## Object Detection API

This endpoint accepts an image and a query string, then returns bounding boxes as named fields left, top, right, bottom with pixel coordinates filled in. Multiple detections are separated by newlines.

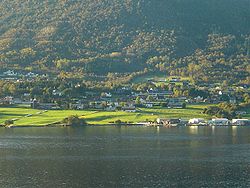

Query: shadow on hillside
left=85, top=114, right=128, bottom=122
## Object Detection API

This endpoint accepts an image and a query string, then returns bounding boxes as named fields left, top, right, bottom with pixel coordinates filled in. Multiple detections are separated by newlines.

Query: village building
left=232, top=119, right=250, bottom=126
left=163, top=119, right=181, bottom=127
left=167, top=97, right=186, bottom=108
left=70, top=101, right=89, bottom=110
left=144, top=102, right=154, bottom=108
left=156, top=118, right=168, bottom=124
left=236, top=111, right=247, bottom=115
left=89, top=101, right=105, bottom=109
left=188, top=118, right=205, bottom=125
left=210, top=118, right=230, bottom=126
left=31, top=99, right=60, bottom=110
left=3, top=70, right=17, bottom=76
left=170, top=77, right=181, bottom=83
left=0, top=96, right=14, bottom=105
left=52, top=90, right=63, bottom=96
left=156, top=118, right=181, bottom=126
left=122, top=106, right=137, bottom=112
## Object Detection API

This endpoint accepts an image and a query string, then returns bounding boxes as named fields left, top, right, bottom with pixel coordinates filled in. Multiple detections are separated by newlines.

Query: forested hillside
left=0, top=0, right=249, bottom=84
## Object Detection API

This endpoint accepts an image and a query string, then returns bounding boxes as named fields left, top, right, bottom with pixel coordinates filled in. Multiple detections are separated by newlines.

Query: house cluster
left=156, top=118, right=250, bottom=127
left=30, top=98, right=138, bottom=112
left=31, top=99, right=60, bottom=110
left=135, top=89, right=186, bottom=108
left=27, top=85, right=188, bottom=111
left=0, top=70, right=47, bottom=81
left=190, top=85, right=248, bottom=104
left=75, top=88, right=187, bottom=111
left=4, top=82, right=249, bottom=114
left=0, top=96, right=15, bottom=105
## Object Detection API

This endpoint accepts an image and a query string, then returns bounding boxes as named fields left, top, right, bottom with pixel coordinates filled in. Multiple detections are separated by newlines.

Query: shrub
left=114, top=119, right=122, bottom=124
left=5, top=120, right=14, bottom=126
left=62, top=115, right=87, bottom=126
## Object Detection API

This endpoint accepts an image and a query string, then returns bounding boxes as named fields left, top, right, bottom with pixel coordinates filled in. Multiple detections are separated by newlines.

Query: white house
left=145, top=102, right=153, bottom=108
left=232, top=119, right=250, bottom=126
left=211, top=118, right=229, bottom=126
left=157, top=118, right=169, bottom=124
left=52, top=90, right=63, bottom=96
left=194, top=96, right=204, bottom=103
left=3, top=70, right=17, bottom=76
left=103, top=92, right=112, bottom=98
left=188, top=118, right=205, bottom=125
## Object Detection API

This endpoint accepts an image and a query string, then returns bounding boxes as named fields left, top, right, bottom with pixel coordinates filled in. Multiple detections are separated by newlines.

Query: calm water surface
left=0, top=126, right=250, bottom=187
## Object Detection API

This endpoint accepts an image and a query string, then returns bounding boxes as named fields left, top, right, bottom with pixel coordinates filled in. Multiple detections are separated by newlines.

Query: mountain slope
left=0, top=0, right=249, bottom=83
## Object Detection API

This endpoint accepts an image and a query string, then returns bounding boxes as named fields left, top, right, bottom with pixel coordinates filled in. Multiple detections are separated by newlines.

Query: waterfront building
left=211, top=118, right=229, bottom=126
left=232, top=119, right=250, bottom=126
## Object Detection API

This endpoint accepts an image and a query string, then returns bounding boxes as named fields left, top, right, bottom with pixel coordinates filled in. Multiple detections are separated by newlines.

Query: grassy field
left=0, top=105, right=215, bottom=126
left=131, top=73, right=191, bottom=85
left=131, top=72, right=166, bottom=83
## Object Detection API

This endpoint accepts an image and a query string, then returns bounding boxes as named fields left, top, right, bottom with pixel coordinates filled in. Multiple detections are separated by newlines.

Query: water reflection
left=0, top=126, right=250, bottom=187
left=188, top=126, right=199, bottom=135
left=231, top=126, right=238, bottom=135
left=212, top=125, right=215, bottom=135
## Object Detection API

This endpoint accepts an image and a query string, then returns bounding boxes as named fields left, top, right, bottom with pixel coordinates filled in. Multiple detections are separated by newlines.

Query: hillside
left=0, top=0, right=249, bottom=83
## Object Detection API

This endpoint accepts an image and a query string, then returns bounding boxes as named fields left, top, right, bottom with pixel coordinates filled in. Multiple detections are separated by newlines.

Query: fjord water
left=0, top=126, right=250, bottom=187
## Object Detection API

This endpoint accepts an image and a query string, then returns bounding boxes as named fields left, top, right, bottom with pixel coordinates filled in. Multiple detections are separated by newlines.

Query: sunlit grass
left=0, top=104, right=218, bottom=126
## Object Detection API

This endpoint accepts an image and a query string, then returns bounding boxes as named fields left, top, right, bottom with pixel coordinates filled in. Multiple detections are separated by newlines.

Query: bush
left=5, top=120, right=14, bottom=126
left=62, top=115, right=87, bottom=126
left=203, top=103, right=238, bottom=119
left=114, top=119, right=122, bottom=124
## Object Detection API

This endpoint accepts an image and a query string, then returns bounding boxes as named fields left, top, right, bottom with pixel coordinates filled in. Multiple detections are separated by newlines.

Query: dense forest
left=0, top=0, right=249, bottom=84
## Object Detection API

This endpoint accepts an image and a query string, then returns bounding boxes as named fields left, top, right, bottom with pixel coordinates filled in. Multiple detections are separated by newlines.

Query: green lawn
left=84, top=106, right=212, bottom=125
left=131, top=72, right=166, bottom=83
left=132, top=73, right=191, bottom=85
left=0, top=105, right=215, bottom=126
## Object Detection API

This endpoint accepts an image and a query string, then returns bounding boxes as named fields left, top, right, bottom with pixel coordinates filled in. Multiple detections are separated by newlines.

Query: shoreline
left=1, top=123, right=250, bottom=128
left=0, top=105, right=249, bottom=129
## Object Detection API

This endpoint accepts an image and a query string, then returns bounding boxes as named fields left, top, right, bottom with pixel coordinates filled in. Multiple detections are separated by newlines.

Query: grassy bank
left=83, top=105, right=212, bottom=125
left=0, top=105, right=249, bottom=126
